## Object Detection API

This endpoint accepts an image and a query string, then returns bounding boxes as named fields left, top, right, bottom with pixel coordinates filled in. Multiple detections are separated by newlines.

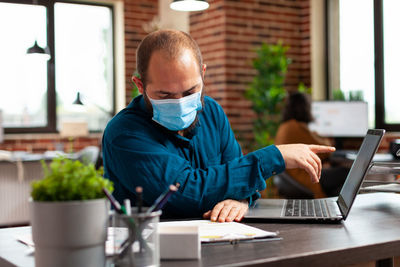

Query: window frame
left=326, top=0, right=400, bottom=131
left=2, top=0, right=116, bottom=134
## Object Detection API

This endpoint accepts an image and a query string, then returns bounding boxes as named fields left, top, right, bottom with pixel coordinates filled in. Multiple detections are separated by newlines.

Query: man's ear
left=202, top=64, right=207, bottom=80
left=132, top=76, right=144, bottom=94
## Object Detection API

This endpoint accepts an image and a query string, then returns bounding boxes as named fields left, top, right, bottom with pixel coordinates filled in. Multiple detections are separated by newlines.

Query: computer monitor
left=308, top=101, right=368, bottom=137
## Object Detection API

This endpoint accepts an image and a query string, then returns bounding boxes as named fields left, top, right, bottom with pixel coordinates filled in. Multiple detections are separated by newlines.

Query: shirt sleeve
left=103, top=132, right=285, bottom=217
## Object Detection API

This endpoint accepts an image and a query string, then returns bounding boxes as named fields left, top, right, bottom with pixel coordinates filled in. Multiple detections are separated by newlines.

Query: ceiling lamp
left=26, top=40, right=51, bottom=61
left=72, top=92, right=84, bottom=105
left=170, top=0, right=209, bottom=12
left=73, top=91, right=113, bottom=117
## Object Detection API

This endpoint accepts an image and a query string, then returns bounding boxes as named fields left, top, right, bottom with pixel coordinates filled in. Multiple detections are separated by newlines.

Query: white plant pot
left=30, top=198, right=109, bottom=267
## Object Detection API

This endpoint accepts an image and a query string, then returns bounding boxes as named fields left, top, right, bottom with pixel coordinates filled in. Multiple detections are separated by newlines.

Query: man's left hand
left=203, top=199, right=248, bottom=222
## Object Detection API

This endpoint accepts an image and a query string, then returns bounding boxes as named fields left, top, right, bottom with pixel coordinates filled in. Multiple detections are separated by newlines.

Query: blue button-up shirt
left=102, top=95, right=285, bottom=217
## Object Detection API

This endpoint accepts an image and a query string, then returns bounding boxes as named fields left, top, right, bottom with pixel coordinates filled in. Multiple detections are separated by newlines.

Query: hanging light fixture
left=72, top=92, right=84, bottom=105
left=170, top=0, right=209, bottom=12
left=73, top=91, right=113, bottom=117
left=26, top=40, right=51, bottom=61
left=26, top=0, right=51, bottom=60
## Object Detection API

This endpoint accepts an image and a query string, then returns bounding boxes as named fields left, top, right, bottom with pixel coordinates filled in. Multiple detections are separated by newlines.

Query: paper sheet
left=159, top=220, right=277, bottom=243
left=361, top=183, right=400, bottom=193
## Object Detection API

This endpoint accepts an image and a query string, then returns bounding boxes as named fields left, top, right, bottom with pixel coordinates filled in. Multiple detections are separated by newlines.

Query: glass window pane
left=383, top=0, right=400, bottom=124
left=55, top=3, right=114, bottom=132
left=0, top=3, right=48, bottom=128
left=339, top=0, right=375, bottom=127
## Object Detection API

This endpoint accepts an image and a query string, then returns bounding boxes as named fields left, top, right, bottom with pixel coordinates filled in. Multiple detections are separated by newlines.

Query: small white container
left=159, top=225, right=200, bottom=260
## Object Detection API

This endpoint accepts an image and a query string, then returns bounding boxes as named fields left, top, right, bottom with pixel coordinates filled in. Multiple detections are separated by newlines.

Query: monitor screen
left=308, top=101, right=368, bottom=137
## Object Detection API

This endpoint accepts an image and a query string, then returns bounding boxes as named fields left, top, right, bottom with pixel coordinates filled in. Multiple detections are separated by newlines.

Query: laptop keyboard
left=284, top=199, right=329, bottom=217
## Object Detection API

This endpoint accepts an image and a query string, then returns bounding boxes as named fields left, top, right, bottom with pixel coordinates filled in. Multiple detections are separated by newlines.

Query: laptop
left=245, top=129, right=385, bottom=222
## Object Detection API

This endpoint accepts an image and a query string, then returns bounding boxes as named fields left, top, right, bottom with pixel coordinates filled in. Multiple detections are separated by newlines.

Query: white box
left=159, top=225, right=200, bottom=260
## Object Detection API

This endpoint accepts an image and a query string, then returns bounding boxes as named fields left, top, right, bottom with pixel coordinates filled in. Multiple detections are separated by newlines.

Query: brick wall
left=124, top=0, right=159, bottom=105
left=0, top=134, right=102, bottom=153
left=190, top=0, right=311, bottom=151
left=0, top=0, right=159, bottom=153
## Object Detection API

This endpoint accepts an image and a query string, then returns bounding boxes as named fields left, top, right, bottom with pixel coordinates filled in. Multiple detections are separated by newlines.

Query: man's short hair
left=136, top=29, right=203, bottom=89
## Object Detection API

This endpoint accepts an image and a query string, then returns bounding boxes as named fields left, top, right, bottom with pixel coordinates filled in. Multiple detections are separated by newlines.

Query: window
left=328, top=0, right=400, bottom=130
left=338, top=0, right=375, bottom=127
left=382, top=0, right=400, bottom=125
left=0, top=3, right=48, bottom=129
left=0, top=1, right=114, bottom=133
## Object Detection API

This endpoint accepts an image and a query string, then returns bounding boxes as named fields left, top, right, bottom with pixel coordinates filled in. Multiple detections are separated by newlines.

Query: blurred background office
left=1, top=0, right=400, bottom=226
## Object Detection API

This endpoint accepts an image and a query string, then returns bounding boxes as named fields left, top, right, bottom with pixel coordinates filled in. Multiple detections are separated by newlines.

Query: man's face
left=143, top=49, right=205, bottom=100
left=132, top=48, right=206, bottom=133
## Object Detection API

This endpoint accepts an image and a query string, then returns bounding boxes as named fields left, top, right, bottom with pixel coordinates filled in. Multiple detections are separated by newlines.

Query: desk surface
left=1, top=193, right=400, bottom=267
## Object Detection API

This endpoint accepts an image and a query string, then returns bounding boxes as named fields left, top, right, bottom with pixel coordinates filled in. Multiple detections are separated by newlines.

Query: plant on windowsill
left=30, top=157, right=113, bottom=267
left=332, top=89, right=364, bottom=101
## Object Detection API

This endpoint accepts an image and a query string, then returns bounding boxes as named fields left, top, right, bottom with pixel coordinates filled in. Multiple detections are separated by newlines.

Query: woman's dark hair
left=282, top=92, right=313, bottom=123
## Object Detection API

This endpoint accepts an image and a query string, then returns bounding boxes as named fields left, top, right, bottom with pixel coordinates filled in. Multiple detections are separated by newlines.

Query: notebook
left=245, top=129, right=385, bottom=222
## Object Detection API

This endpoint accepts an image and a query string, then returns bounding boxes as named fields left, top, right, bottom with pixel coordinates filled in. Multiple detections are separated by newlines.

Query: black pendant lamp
left=73, top=92, right=84, bottom=105
left=26, top=40, right=51, bottom=60
left=170, top=0, right=209, bottom=12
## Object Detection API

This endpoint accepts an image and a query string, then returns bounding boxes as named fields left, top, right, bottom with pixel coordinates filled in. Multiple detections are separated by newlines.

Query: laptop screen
left=337, top=129, right=385, bottom=219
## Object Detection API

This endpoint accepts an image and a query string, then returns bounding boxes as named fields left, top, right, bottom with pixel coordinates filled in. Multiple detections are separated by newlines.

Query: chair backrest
left=273, top=171, right=314, bottom=199
left=76, top=146, right=100, bottom=166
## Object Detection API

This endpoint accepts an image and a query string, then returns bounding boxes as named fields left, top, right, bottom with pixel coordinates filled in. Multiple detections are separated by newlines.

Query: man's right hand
left=276, top=144, right=336, bottom=183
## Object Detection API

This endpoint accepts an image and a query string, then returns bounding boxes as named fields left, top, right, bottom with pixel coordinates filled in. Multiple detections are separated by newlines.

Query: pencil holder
left=111, top=208, right=161, bottom=267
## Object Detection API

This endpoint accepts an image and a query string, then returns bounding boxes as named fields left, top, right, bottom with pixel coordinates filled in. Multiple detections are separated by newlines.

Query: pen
left=147, top=184, right=179, bottom=213
left=103, top=188, right=139, bottom=258
left=124, top=199, right=131, bottom=215
left=202, top=237, right=283, bottom=246
left=136, top=186, right=143, bottom=213
left=102, top=187, right=127, bottom=215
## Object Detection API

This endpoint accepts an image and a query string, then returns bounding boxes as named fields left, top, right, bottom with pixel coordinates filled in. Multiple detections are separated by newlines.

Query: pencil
left=136, top=186, right=143, bottom=213
left=147, top=184, right=178, bottom=213
left=102, top=187, right=126, bottom=215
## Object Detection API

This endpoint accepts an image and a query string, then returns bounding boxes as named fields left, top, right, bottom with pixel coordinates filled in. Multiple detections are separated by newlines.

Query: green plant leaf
left=31, top=157, right=113, bottom=201
left=245, top=42, right=291, bottom=149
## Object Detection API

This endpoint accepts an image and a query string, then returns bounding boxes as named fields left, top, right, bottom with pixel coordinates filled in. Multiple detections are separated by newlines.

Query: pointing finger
left=308, top=145, right=336, bottom=153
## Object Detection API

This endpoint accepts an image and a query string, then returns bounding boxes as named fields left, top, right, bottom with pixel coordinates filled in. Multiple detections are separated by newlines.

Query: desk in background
left=1, top=192, right=400, bottom=267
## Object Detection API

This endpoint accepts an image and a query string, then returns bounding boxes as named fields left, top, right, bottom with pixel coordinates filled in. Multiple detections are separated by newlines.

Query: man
left=102, top=29, right=335, bottom=222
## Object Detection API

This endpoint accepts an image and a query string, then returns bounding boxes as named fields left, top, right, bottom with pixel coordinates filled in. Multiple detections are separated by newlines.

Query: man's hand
left=203, top=199, right=248, bottom=222
left=276, top=144, right=336, bottom=183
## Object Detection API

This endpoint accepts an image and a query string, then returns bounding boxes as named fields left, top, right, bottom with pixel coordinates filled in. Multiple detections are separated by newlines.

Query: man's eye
left=183, top=90, right=195, bottom=97
left=159, top=93, right=170, bottom=98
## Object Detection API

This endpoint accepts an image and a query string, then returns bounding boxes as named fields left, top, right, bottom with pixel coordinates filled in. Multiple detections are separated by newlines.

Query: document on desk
left=159, top=220, right=278, bottom=243
left=361, top=183, right=400, bottom=193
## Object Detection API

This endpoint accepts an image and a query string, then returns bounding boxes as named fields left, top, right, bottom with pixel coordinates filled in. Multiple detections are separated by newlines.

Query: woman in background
left=275, top=92, right=348, bottom=198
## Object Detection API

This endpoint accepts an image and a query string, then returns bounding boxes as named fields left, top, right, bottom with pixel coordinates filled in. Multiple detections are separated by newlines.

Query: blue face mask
left=149, top=91, right=202, bottom=131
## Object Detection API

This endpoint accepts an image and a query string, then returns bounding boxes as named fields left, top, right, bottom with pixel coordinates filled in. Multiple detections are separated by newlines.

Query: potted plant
left=30, top=157, right=113, bottom=267
left=245, top=42, right=291, bottom=149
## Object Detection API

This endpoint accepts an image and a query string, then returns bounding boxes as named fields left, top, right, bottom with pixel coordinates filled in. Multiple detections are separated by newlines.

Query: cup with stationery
left=104, top=184, right=178, bottom=266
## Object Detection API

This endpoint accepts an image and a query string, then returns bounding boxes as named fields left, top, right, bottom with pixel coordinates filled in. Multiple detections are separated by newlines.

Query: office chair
left=76, top=146, right=100, bottom=166
left=273, top=171, right=314, bottom=199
